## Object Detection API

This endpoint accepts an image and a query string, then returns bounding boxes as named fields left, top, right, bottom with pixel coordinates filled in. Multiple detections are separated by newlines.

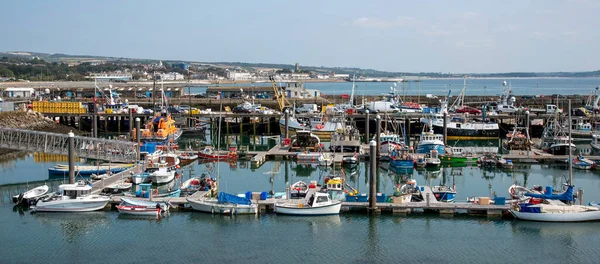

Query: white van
left=368, top=101, right=399, bottom=113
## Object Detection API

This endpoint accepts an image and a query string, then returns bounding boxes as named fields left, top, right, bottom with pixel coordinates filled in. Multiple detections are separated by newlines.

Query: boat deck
left=91, top=165, right=142, bottom=194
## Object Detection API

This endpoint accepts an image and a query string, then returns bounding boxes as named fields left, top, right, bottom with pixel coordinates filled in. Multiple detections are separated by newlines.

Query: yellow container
left=106, top=109, right=113, bottom=114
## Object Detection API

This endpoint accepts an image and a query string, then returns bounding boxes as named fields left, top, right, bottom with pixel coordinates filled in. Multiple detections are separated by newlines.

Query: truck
left=527, top=104, right=562, bottom=115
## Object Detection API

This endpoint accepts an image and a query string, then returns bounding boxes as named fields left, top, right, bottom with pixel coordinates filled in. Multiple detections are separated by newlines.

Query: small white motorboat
left=120, top=197, right=171, bottom=210
left=342, top=154, right=358, bottom=166
left=275, top=182, right=342, bottom=215
left=33, top=181, right=110, bottom=212
left=100, top=182, right=133, bottom=195
left=116, top=205, right=164, bottom=217
left=13, top=185, right=49, bottom=205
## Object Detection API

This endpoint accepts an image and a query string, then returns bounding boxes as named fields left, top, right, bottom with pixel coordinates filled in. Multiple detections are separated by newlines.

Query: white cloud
left=352, top=16, right=415, bottom=28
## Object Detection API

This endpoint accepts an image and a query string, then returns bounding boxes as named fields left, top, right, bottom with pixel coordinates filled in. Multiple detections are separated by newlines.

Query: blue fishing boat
left=416, top=127, right=445, bottom=155
left=389, top=147, right=414, bottom=169
left=136, top=183, right=181, bottom=198
left=432, top=185, right=456, bottom=202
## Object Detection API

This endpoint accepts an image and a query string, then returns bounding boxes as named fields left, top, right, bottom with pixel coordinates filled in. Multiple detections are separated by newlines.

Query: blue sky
left=1, top=0, right=598, bottom=73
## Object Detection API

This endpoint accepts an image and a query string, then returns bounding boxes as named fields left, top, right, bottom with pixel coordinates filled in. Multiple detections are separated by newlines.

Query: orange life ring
left=153, top=189, right=159, bottom=195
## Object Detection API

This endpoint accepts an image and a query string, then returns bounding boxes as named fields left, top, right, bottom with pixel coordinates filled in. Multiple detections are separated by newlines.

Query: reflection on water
left=32, top=212, right=110, bottom=243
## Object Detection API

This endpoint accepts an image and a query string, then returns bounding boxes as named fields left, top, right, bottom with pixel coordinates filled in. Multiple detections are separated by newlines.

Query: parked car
left=456, top=106, right=481, bottom=114
left=194, top=93, right=206, bottom=98
left=136, top=93, right=147, bottom=98
left=167, top=107, right=182, bottom=114
left=232, top=106, right=252, bottom=113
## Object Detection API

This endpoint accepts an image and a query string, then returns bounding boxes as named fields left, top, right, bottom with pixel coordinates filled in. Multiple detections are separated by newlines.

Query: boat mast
left=349, top=74, right=355, bottom=106
left=568, top=99, right=573, bottom=190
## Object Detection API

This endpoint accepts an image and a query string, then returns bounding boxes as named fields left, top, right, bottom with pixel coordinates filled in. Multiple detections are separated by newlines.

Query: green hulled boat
left=439, top=155, right=479, bottom=164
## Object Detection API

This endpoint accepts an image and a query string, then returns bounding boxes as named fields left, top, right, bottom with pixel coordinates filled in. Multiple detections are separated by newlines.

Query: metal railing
left=0, top=128, right=138, bottom=163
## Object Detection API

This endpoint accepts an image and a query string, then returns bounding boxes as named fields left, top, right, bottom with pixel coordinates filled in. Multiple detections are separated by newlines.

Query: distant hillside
left=2, top=51, right=599, bottom=78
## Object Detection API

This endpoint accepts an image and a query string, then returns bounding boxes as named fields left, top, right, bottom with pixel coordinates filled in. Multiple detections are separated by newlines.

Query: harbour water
left=2, top=154, right=600, bottom=263
left=196, top=77, right=600, bottom=97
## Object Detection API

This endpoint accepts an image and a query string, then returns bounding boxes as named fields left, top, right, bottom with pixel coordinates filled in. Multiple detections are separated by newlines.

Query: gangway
left=0, top=127, right=138, bottom=163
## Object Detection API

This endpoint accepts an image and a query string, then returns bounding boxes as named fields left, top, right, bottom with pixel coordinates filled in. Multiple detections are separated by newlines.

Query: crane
left=269, top=75, right=292, bottom=112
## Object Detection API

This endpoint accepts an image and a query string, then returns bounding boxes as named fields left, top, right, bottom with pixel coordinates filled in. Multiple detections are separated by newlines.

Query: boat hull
left=117, top=206, right=161, bottom=217
left=440, top=155, right=479, bottom=164
left=34, top=198, right=110, bottom=212
left=274, top=202, right=342, bottom=215
left=509, top=210, right=600, bottom=222
left=149, top=171, right=175, bottom=184
left=432, top=191, right=456, bottom=202
left=187, top=197, right=257, bottom=214
left=432, top=125, right=499, bottom=140
left=416, top=143, right=445, bottom=155
left=550, top=145, right=575, bottom=155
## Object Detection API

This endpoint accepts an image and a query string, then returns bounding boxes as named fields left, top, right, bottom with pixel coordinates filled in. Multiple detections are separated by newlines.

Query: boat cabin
left=304, top=186, right=334, bottom=208
left=59, top=181, right=92, bottom=199
left=420, top=132, right=443, bottom=142
left=379, top=133, right=402, bottom=143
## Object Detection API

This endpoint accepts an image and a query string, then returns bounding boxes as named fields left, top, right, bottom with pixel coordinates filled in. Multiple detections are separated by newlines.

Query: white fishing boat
left=510, top=101, right=600, bottom=222
left=13, top=185, right=49, bottom=205
left=33, top=181, right=110, bottom=212
left=378, top=132, right=404, bottom=156
left=274, top=182, right=342, bottom=215
left=591, top=134, right=600, bottom=152
left=147, top=154, right=179, bottom=184
left=186, top=192, right=258, bottom=215
left=116, top=205, right=161, bottom=216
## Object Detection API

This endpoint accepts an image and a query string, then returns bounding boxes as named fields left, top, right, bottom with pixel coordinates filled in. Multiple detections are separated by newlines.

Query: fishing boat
left=116, top=205, right=165, bottom=217
left=135, top=183, right=181, bottom=198
left=290, top=181, right=309, bottom=199
left=12, top=185, right=49, bottom=206
left=549, top=136, right=576, bottom=155
left=431, top=185, right=456, bottom=202
left=187, top=192, right=258, bottom=215
left=379, top=132, right=404, bottom=156
left=33, top=181, right=110, bottom=212
left=417, top=127, right=445, bottom=155
left=504, top=128, right=533, bottom=151
left=289, top=130, right=321, bottom=152
left=510, top=101, right=600, bottom=222
left=279, top=114, right=344, bottom=140
left=323, top=177, right=346, bottom=201
left=389, top=146, right=414, bottom=169
left=497, top=157, right=514, bottom=169
left=274, top=182, right=342, bottom=215
left=147, top=157, right=178, bottom=184
left=570, top=155, right=594, bottom=170
left=439, top=147, right=479, bottom=164
left=428, top=115, right=499, bottom=140
left=425, top=150, right=441, bottom=167
left=197, top=146, right=237, bottom=160
left=395, top=179, right=419, bottom=203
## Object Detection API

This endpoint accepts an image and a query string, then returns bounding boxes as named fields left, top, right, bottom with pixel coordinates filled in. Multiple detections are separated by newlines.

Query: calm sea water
left=193, top=77, right=600, bottom=97
left=2, top=155, right=600, bottom=263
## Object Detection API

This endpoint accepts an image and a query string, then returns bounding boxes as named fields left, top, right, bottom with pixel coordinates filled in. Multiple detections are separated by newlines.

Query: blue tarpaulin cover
left=519, top=203, right=542, bottom=213
left=525, top=185, right=574, bottom=201
left=218, top=192, right=251, bottom=205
